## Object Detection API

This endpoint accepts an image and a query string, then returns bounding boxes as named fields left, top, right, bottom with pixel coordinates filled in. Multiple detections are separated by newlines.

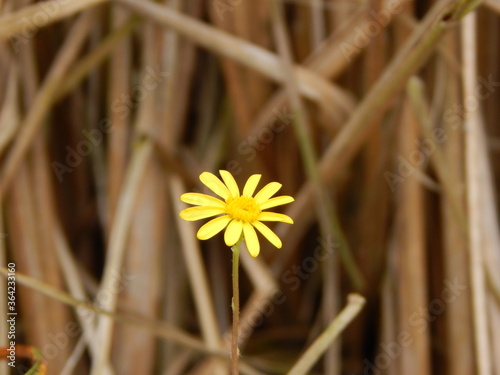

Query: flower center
left=225, top=196, right=260, bottom=222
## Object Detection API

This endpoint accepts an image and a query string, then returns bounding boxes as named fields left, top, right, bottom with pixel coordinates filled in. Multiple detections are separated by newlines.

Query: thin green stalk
left=25, top=349, right=45, bottom=375
left=231, top=240, right=241, bottom=375
left=271, top=0, right=364, bottom=290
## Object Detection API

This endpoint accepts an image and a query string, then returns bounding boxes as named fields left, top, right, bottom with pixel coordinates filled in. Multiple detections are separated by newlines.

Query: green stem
left=271, top=1, right=364, bottom=290
left=231, top=241, right=241, bottom=375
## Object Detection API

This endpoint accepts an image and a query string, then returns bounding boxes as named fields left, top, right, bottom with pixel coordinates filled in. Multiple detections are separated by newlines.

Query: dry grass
left=0, top=0, right=500, bottom=374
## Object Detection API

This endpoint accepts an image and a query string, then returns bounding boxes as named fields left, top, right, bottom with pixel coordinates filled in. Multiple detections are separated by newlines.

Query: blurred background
left=1, top=0, right=500, bottom=374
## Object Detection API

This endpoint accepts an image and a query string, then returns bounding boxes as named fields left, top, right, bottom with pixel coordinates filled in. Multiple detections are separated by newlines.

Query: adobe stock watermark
left=226, top=106, right=296, bottom=176
left=383, top=127, right=447, bottom=192
left=76, top=269, right=135, bottom=323
left=10, top=269, right=135, bottom=372
left=213, top=0, right=244, bottom=21
left=8, top=0, right=72, bottom=54
left=384, top=74, right=500, bottom=192
left=234, top=235, right=340, bottom=342
left=51, top=66, right=169, bottom=182
left=363, top=277, right=467, bottom=374
left=340, top=0, right=408, bottom=62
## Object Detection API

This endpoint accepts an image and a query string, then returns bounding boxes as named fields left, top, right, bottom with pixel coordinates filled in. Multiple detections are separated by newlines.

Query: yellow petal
left=200, top=172, right=230, bottom=200
left=220, top=170, right=240, bottom=197
left=254, top=182, right=282, bottom=204
left=243, top=222, right=260, bottom=257
left=259, top=195, right=294, bottom=210
left=197, top=215, right=232, bottom=240
left=180, top=193, right=226, bottom=208
left=224, top=219, right=243, bottom=247
left=252, top=221, right=282, bottom=249
left=258, top=212, right=294, bottom=224
left=179, top=206, right=225, bottom=221
left=242, top=174, right=261, bottom=197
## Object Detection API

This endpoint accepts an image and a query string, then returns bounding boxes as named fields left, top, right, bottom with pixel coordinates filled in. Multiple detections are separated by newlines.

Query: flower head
left=179, top=170, right=294, bottom=257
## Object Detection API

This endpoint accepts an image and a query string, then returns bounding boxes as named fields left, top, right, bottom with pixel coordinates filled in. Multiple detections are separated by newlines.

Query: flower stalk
left=231, top=240, right=241, bottom=374
left=178, top=171, right=295, bottom=371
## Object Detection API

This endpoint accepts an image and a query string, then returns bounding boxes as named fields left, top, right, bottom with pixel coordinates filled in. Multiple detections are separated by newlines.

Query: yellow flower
left=179, top=170, right=294, bottom=257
